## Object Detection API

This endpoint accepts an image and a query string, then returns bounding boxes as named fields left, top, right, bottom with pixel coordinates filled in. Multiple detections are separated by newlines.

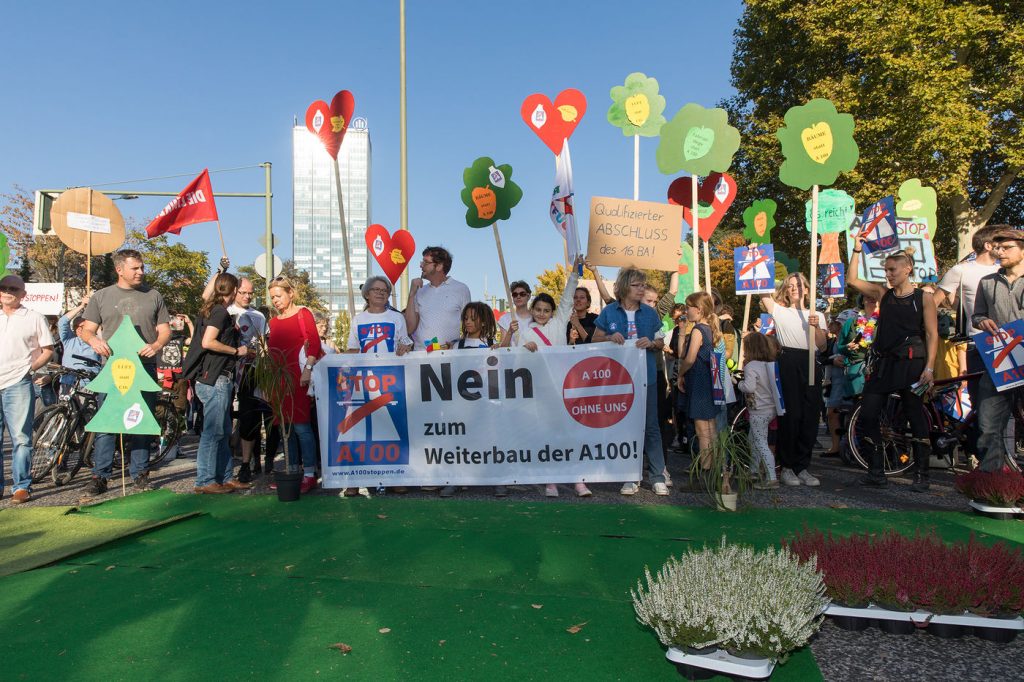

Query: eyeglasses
left=420, top=259, right=436, bottom=266
left=512, top=291, right=529, bottom=298
left=367, top=287, right=389, bottom=295
left=994, top=242, right=1022, bottom=251
left=237, top=290, right=254, bottom=296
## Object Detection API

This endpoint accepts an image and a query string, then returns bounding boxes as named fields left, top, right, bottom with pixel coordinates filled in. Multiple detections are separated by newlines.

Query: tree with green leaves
left=725, top=0, right=1022, bottom=262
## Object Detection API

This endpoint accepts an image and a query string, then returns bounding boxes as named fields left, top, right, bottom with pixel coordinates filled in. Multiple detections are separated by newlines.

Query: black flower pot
left=926, top=622, right=965, bottom=639
left=275, top=470, right=302, bottom=502
left=876, top=618, right=916, bottom=635
left=973, top=625, right=1020, bottom=643
left=832, top=614, right=870, bottom=631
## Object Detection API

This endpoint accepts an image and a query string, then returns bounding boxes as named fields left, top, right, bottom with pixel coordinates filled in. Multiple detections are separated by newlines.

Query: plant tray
left=968, top=500, right=1023, bottom=518
left=825, top=604, right=1024, bottom=642
left=666, top=646, right=775, bottom=680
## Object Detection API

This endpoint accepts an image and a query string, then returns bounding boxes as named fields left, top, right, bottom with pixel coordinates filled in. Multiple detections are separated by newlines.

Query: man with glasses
left=404, top=246, right=471, bottom=350
left=972, top=227, right=1024, bottom=472
left=498, top=281, right=534, bottom=341
left=0, top=275, right=55, bottom=503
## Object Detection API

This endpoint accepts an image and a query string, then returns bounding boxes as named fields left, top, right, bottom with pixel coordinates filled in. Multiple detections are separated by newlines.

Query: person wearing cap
left=0, top=274, right=55, bottom=504
left=972, top=226, right=1024, bottom=472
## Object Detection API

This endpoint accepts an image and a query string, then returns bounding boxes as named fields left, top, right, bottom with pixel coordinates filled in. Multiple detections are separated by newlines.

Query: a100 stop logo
left=562, top=357, right=635, bottom=427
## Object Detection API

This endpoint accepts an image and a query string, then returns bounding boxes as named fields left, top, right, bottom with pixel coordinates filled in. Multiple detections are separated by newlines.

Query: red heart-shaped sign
left=365, top=224, right=416, bottom=284
left=520, top=89, right=587, bottom=155
left=667, top=172, right=737, bottom=241
left=305, top=90, right=355, bottom=160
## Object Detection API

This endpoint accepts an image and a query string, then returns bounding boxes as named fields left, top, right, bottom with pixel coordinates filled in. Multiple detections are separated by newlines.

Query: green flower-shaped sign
left=656, top=103, right=741, bottom=177
left=742, top=199, right=778, bottom=244
left=607, top=72, right=667, bottom=137
left=461, top=157, right=523, bottom=228
left=85, top=315, right=161, bottom=435
left=777, top=99, right=859, bottom=190
left=897, top=178, right=937, bottom=239
left=0, top=233, right=9, bottom=276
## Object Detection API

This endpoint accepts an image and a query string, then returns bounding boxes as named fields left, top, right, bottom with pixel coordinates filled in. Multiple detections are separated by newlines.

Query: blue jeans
left=643, top=383, right=666, bottom=484
left=286, top=421, right=317, bottom=475
left=91, top=365, right=158, bottom=480
left=195, top=376, right=235, bottom=487
left=976, top=372, right=1016, bottom=472
left=0, top=377, right=35, bottom=493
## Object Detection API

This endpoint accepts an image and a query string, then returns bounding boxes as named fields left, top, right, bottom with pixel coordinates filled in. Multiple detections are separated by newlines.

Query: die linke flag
left=144, top=169, right=219, bottom=238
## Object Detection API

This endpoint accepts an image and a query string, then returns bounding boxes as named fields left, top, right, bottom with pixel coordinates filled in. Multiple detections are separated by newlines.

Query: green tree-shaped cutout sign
left=896, top=178, right=938, bottom=239
left=607, top=72, right=667, bottom=137
left=0, top=233, right=10, bottom=276
left=656, top=103, right=741, bottom=176
left=85, top=315, right=161, bottom=435
left=461, top=157, right=524, bottom=228
left=774, top=251, right=801, bottom=281
left=742, top=199, right=778, bottom=244
left=776, top=99, right=859, bottom=190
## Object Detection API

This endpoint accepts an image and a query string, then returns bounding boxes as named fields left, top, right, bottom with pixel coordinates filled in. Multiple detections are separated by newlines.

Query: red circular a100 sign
left=562, top=357, right=635, bottom=428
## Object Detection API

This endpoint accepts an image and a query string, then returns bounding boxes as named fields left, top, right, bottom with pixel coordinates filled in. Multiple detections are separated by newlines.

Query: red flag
left=145, top=169, right=218, bottom=238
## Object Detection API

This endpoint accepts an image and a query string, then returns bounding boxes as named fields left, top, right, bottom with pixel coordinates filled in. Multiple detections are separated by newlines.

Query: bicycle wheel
left=730, top=407, right=750, bottom=435
left=148, top=398, right=184, bottom=467
left=30, top=405, right=72, bottom=483
left=847, top=395, right=918, bottom=476
left=51, top=417, right=89, bottom=486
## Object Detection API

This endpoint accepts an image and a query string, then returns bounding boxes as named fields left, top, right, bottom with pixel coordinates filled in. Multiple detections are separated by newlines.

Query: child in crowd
left=738, top=332, right=783, bottom=489
left=676, top=292, right=720, bottom=469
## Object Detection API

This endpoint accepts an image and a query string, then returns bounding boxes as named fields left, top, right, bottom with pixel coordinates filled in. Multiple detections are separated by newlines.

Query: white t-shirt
left=937, top=260, right=1000, bottom=335
left=348, top=309, right=412, bottom=354
left=771, top=304, right=827, bottom=350
left=497, top=309, right=532, bottom=331
left=411, top=277, right=472, bottom=347
left=0, top=306, right=54, bottom=390
left=452, top=337, right=491, bottom=349
left=227, top=303, right=267, bottom=346
left=625, top=310, right=638, bottom=340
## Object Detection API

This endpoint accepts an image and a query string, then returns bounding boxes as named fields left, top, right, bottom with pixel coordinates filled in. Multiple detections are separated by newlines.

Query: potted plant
left=954, top=469, right=1024, bottom=518
left=688, top=429, right=755, bottom=511
left=632, top=538, right=828, bottom=679
left=249, top=336, right=302, bottom=502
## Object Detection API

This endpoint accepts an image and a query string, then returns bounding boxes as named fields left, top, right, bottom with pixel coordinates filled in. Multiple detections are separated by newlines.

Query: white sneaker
left=780, top=468, right=801, bottom=486
left=797, top=470, right=821, bottom=487
left=663, top=470, right=673, bottom=487
left=652, top=482, right=670, bottom=496
left=574, top=483, right=592, bottom=497
left=620, top=482, right=640, bottom=495
left=544, top=484, right=559, bottom=497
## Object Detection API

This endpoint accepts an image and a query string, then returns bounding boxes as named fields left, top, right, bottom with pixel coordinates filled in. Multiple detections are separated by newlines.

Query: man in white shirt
left=0, top=275, right=55, bottom=503
left=934, top=224, right=1003, bottom=336
left=405, top=246, right=471, bottom=349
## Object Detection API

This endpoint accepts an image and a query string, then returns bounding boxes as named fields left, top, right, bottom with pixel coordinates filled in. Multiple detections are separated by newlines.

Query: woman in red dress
left=268, top=277, right=323, bottom=493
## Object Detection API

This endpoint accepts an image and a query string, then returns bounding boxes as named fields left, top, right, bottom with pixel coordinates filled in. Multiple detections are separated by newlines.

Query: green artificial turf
left=3, top=492, right=1023, bottom=680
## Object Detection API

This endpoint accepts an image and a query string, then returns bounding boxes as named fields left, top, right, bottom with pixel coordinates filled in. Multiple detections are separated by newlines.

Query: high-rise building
left=292, top=117, right=371, bottom=316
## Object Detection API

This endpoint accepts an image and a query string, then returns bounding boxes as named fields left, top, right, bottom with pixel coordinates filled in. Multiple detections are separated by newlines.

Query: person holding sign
left=971, top=228, right=1024, bottom=473
left=758, top=273, right=826, bottom=487
left=593, top=267, right=669, bottom=496
left=849, top=238, right=938, bottom=490
left=513, top=257, right=581, bottom=353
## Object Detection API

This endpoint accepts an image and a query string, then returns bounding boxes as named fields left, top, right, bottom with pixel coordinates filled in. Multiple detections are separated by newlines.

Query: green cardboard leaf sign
left=85, top=315, right=161, bottom=435
left=656, top=103, right=741, bottom=177
left=896, top=179, right=938, bottom=239
left=0, top=233, right=9, bottom=276
left=461, top=157, right=524, bottom=228
left=607, top=72, right=667, bottom=137
left=777, top=99, right=858, bottom=190
left=805, top=189, right=856, bottom=233
left=774, top=251, right=801, bottom=282
left=742, top=199, right=778, bottom=245
left=673, top=242, right=697, bottom=303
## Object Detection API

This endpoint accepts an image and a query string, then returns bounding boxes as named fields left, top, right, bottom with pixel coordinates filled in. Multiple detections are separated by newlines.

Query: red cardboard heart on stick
left=520, top=89, right=587, bottom=155
left=667, top=172, right=737, bottom=241
left=305, top=90, right=355, bottom=159
left=365, top=224, right=416, bottom=284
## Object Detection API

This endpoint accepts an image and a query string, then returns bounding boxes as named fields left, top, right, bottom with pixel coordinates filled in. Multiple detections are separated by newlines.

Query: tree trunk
left=949, top=167, right=1021, bottom=260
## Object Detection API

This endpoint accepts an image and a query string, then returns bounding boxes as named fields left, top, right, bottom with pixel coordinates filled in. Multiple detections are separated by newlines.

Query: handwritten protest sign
left=973, top=320, right=1024, bottom=392
left=587, top=197, right=682, bottom=270
left=22, top=283, right=65, bottom=315
left=845, top=216, right=937, bottom=283
left=734, top=244, right=776, bottom=295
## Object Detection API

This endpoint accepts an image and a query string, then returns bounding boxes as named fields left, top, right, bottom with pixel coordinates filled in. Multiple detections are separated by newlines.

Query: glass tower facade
left=292, top=118, right=371, bottom=316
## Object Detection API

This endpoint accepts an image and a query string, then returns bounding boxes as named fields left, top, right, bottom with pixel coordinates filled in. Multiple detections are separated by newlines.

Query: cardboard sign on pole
left=586, top=197, right=683, bottom=271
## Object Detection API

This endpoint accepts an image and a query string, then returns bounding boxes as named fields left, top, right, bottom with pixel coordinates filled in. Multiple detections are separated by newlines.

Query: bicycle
left=29, top=358, right=101, bottom=486
left=846, top=372, right=1024, bottom=476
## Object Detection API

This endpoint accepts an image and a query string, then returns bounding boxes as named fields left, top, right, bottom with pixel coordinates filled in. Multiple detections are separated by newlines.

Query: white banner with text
left=313, top=345, right=648, bottom=488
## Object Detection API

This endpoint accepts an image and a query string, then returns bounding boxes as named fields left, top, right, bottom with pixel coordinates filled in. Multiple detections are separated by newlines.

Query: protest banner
left=734, top=244, right=776, bottom=295
left=22, top=283, right=65, bottom=315
left=973, top=320, right=1024, bottom=392
left=587, top=196, right=683, bottom=271
left=845, top=216, right=937, bottom=283
left=859, top=196, right=899, bottom=255
left=313, top=345, right=647, bottom=488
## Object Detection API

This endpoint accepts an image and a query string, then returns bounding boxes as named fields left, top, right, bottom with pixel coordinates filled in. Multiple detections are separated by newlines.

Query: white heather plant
left=632, top=539, right=829, bottom=661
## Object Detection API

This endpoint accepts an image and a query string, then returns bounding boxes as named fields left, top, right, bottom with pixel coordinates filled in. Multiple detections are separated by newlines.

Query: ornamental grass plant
left=954, top=469, right=1024, bottom=508
left=632, top=539, right=828, bottom=661
left=786, top=528, right=1024, bottom=616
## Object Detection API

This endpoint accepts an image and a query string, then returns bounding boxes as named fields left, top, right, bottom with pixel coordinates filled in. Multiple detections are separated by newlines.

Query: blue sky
left=0, top=0, right=743, bottom=303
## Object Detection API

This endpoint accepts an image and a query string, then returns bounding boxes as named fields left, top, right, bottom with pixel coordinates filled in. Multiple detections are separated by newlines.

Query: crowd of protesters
left=1, top=223, right=1022, bottom=504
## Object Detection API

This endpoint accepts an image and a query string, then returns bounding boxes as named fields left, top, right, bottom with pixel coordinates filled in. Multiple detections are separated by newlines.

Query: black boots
left=909, top=438, right=931, bottom=492
left=858, top=438, right=888, bottom=487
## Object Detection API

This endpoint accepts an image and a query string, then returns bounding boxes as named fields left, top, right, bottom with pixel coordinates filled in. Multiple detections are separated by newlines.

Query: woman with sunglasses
left=848, top=241, right=937, bottom=491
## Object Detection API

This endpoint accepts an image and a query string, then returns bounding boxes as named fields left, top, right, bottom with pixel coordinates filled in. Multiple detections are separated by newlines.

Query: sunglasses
left=512, top=291, right=529, bottom=298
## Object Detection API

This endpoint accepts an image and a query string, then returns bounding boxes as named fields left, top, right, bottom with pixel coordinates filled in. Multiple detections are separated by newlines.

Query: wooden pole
left=214, top=220, right=228, bottom=259
left=633, top=134, right=640, bottom=201
left=808, top=183, right=820, bottom=386
left=703, top=240, right=711, bottom=293
left=119, top=434, right=126, bottom=497
left=86, top=190, right=93, bottom=295
left=333, top=160, right=357, bottom=316
left=492, top=223, right=516, bottom=343
left=398, top=0, right=410, bottom=309
left=739, top=293, right=752, bottom=369
left=691, top=175, right=700, bottom=292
